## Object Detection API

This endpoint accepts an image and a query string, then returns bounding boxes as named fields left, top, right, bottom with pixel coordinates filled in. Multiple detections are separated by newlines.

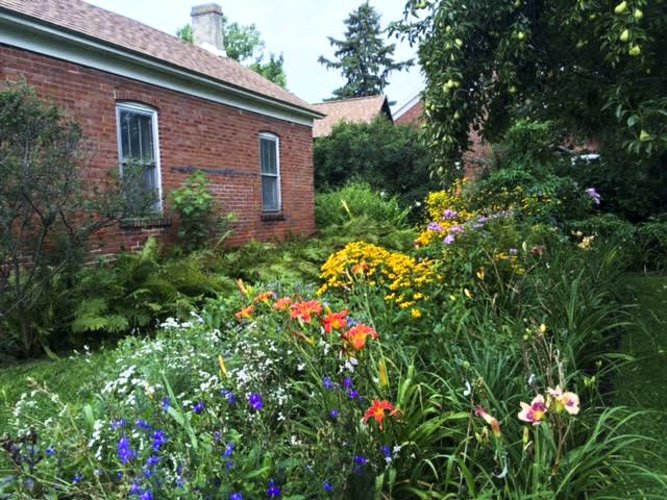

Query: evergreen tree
left=319, top=1, right=412, bottom=99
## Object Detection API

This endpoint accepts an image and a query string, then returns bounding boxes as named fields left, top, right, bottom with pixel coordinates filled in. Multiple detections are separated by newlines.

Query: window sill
left=261, top=212, right=286, bottom=222
left=120, top=216, right=172, bottom=229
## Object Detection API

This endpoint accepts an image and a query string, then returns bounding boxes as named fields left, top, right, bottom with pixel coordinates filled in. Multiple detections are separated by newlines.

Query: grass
left=0, top=349, right=113, bottom=435
left=614, top=273, right=667, bottom=492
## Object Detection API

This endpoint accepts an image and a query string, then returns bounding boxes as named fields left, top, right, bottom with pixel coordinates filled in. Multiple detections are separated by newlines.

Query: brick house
left=0, top=0, right=323, bottom=253
left=312, top=95, right=392, bottom=138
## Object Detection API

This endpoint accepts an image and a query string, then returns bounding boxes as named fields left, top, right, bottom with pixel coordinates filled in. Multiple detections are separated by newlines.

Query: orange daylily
left=290, top=300, right=323, bottom=324
left=363, top=400, right=399, bottom=430
left=321, top=310, right=348, bottom=334
left=273, top=297, right=292, bottom=312
left=234, top=305, right=254, bottom=322
left=253, top=291, right=276, bottom=304
left=343, top=324, right=379, bottom=351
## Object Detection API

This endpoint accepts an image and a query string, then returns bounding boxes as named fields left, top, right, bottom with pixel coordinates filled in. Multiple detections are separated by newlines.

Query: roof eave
left=0, top=8, right=325, bottom=124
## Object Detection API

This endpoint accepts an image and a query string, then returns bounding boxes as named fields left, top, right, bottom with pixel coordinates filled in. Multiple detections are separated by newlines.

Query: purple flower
left=354, top=455, right=369, bottom=466
left=226, top=460, right=235, bottom=471
left=323, top=481, right=334, bottom=493
left=117, top=436, right=136, bottom=465
left=508, top=248, right=519, bottom=255
left=347, top=389, right=359, bottom=399
left=248, top=393, right=264, bottom=411
left=230, top=493, right=244, bottom=500
left=323, top=377, right=335, bottom=390
left=221, top=389, right=238, bottom=405
left=135, top=419, right=151, bottom=431
left=427, top=222, right=444, bottom=232
left=193, top=401, right=206, bottom=415
left=145, top=455, right=160, bottom=468
left=161, top=397, right=170, bottom=412
left=442, top=209, right=458, bottom=220
left=143, top=467, right=154, bottom=479
left=45, top=446, right=56, bottom=457
left=585, top=187, right=601, bottom=205
left=450, top=225, right=464, bottom=234
left=152, top=430, right=167, bottom=452
left=112, top=418, right=127, bottom=430
left=117, top=471, right=124, bottom=481
left=443, top=234, right=456, bottom=245
left=140, top=491, right=154, bottom=500
left=129, top=481, right=143, bottom=495
left=343, top=377, right=354, bottom=389
left=224, top=442, right=235, bottom=458
left=267, top=479, right=281, bottom=497
left=72, top=473, right=83, bottom=485
left=329, top=409, right=340, bottom=420
left=381, top=445, right=393, bottom=463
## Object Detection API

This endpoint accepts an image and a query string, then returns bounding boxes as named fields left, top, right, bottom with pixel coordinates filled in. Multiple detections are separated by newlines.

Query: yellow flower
left=464, top=288, right=473, bottom=299
left=218, top=355, right=228, bottom=378
left=410, top=308, right=422, bottom=319
left=539, top=324, right=547, bottom=336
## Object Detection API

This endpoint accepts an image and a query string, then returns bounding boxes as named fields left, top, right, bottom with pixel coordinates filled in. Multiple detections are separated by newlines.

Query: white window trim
left=259, top=132, right=281, bottom=213
left=115, top=102, right=163, bottom=214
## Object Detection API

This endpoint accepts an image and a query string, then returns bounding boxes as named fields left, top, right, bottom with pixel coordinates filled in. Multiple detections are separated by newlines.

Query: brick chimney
left=191, top=3, right=226, bottom=56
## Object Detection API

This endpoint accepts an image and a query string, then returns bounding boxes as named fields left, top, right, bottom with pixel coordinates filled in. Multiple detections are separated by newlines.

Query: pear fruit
left=634, top=9, right=643, bottom=20
left=629, top=44, right=641, bottom=56
left=614, top=1, right=628, bottom=14
left=620, top=29, right=630, bottom=42
left=639, top=129, right=652, bottom=142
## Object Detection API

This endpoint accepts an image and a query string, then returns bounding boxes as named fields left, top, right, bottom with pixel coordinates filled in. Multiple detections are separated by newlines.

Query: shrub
left=315, top=182, right=410, bottom=229
left=313, top=118, right=438, bottom=207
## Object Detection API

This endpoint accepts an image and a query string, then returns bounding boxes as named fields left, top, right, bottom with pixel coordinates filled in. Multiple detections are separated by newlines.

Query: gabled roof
left=393, top=93, right=422, bottom=123
left=0, top=0, right=321, bottom=121
left=312, top=95, right=392, bottom=138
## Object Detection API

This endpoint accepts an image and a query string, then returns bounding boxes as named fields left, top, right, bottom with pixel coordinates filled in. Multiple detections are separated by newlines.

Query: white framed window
left=259, top=132, right=281, bottom=212
left=115, top=102, right=163, bottom=214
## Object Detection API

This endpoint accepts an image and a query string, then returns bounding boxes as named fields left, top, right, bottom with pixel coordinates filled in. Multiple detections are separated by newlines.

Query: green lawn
left=615, top=274, right=667, bottom=490
left=0, top=350, right=113, bottom=435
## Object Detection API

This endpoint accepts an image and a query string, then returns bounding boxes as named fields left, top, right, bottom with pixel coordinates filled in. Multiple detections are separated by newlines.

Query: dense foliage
left=313, top=118, right=438, bottom=207
left=397, top=0, right=667, bottom=214
left=3, top=180, right=665, bottom=497
left=319, top=1, right=412, bottom=99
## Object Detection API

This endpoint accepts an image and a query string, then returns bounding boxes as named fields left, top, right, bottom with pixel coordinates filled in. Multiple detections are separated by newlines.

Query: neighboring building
left=393, top=94, right=423, bottom=127
left=393, top=93, right=491, bottom=178
left=0, top=0, right=323, bottom=254
left=312, top=95, right=392, bottom=138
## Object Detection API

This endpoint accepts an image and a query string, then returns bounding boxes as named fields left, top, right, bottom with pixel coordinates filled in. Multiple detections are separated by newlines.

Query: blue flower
left=266, top=479, right=281, bottom=497
left=248, top=393, right=264, bottom=411
left=229, top=493, right=244, bottom=500
left=193, top=401, right=206, bottom=415
left=135, top=419, right=151, bottom=431
left=347, top=389, right=359, bottom=400
left=45, top=446, right=56, bottom=457
left=116, top=471, right=124, bottom=481
left=323, top=481, right=334, bottom=493
left=146, top=455, right=160, bottom=468
left=161, top=397, right=170, bottom=412
left=329, top=409, right=340, bottom=420
left=143, top=467, right=154, bottom=479
left=343, top=377, right=354, bottom=389
left=381, top=445, right=393, bottom=463
left=140, top=490, right=154, bottom=500
left=129, top=481, right=143, bottom=495
left=152, top=430, right=167, bottom=452
left=323, top=377, right=335, bottom=390
left=226, top=460, right=235, bottom=471
left=221, top=389, right=238, bottom=405
left=224, top=442, right=235, bottom=457
left=354, top=455, right=368, bottom=465
left=118, top=436, right=136, bottom=465
left=112, top=418, right=127, bottom=430
left=72, top=473, right=83, bottom=485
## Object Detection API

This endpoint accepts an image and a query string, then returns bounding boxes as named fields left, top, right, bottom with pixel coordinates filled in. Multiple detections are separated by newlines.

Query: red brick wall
left=0, top=44, right=316, bottom=255
left=394, top=101, right=423, bottom=127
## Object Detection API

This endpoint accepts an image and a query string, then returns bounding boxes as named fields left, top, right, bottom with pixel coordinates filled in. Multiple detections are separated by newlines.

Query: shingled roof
left=0, top=0, right=320, bottom=118
left=312, top=95, right=392, bottom=138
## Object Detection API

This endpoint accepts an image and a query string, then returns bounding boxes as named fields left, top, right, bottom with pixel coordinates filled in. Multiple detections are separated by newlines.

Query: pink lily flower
left=547, top=386, right=580, bottom=416
left=518, top=394, right=547, bottom=425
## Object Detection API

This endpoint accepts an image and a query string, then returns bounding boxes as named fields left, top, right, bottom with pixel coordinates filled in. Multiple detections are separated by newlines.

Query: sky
left=87, top=0, right=424, bottom=111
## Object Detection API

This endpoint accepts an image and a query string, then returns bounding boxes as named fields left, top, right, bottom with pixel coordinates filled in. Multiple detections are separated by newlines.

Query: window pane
left=262, top=176, right=279, bottom=211
left=260, top=138, right=277, bottom=175
left=117, top=106, right=160, bottom=214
